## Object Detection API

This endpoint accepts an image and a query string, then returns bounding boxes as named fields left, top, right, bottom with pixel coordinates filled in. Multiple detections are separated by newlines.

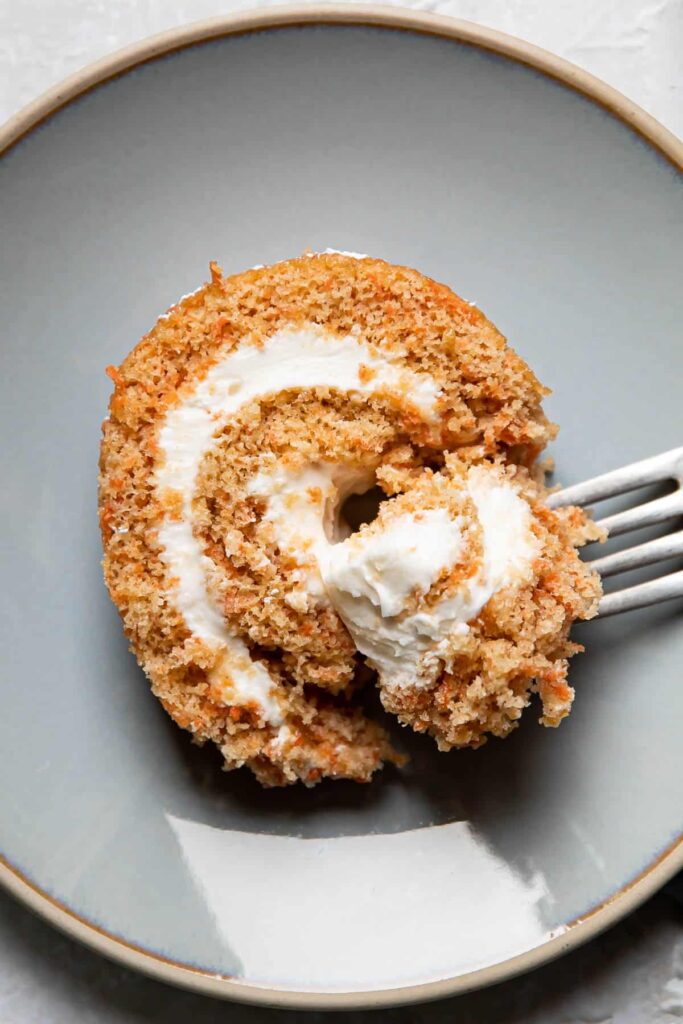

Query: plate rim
left=1, top=4, right=681, bottom=1009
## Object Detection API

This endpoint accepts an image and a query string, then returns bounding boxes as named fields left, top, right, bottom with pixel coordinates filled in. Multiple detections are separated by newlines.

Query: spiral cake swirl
left=99, top=253, right=600, bottom=786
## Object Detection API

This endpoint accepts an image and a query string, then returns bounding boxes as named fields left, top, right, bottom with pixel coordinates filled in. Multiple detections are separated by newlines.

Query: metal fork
left=547, top=447, right=683, bottom=617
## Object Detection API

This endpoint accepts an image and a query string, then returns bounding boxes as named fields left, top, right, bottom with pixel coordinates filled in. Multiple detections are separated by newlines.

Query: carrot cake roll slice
left=99, top=252, right=556, bottom=785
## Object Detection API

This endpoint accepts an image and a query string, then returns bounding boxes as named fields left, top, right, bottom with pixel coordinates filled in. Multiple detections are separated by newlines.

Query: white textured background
left=1, top=1, right=682, bottom=1021
left=1, top=0, right=682, bottom=136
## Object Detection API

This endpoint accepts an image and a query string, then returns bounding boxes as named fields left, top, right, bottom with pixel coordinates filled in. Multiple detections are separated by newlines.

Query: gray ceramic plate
left=1, top=6, right=682, bottom=1010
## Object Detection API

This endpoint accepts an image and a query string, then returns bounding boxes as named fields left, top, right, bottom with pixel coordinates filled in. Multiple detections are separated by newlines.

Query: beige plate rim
left=1, top=4, right=681, bottom=1010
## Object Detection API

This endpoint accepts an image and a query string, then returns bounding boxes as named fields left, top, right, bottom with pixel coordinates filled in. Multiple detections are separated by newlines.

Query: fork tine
left=598, top=570, right=683, bottom=617
left=594, top=490, right=683, bottom=537
left=590, top=530, right=683, bottom=577
left=547, top=447, right=683, bottom=509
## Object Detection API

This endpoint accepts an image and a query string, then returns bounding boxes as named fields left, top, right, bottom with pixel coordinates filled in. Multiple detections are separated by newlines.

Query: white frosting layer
left=156, top=326, right=440, bottom=723
left=247, top=462, right=375, bottom=609
left=322, top=508, right=465, bottom=619
left=321, top=467, right=540, bottom=688
left=467, top=466, right=541, bottom=595
left=320, top=248, right=369, bottom=259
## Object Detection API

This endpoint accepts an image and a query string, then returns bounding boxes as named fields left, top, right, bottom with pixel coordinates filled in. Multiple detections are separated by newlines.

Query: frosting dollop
left=320, top=466, right=540, bottom=687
